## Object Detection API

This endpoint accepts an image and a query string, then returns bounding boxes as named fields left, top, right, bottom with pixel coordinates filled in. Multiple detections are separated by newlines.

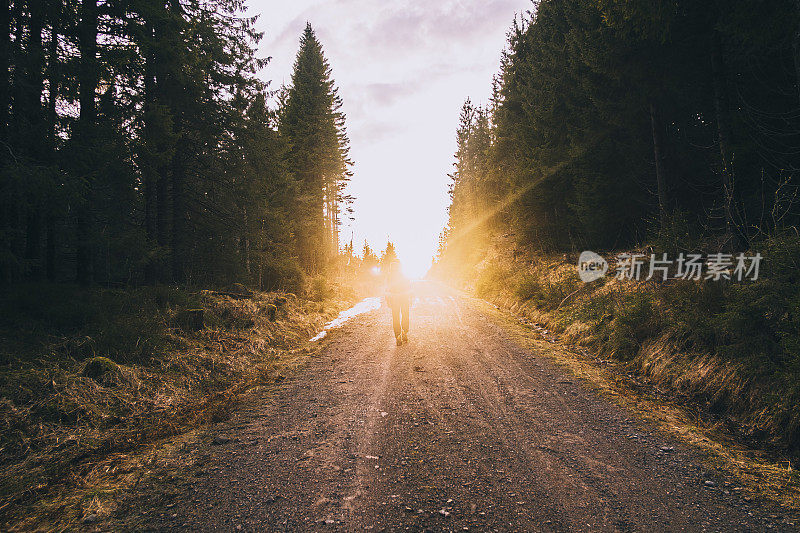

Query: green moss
left=82, top=357, right=121, bottom=383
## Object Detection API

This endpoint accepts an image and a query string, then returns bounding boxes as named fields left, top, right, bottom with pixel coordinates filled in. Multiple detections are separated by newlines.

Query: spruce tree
left=279, top=23, right=352, bottom=273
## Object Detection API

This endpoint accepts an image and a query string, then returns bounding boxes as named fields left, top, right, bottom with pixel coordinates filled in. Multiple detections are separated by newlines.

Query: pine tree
left=361, top=240, right=377, bottom=271
left=380, top=241, right=398, bottom=270
left=279, top=23, right=352, bottom=273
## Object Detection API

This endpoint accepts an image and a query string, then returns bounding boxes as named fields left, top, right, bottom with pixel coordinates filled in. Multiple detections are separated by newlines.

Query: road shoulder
left=475, top=293, right=800, bottom=516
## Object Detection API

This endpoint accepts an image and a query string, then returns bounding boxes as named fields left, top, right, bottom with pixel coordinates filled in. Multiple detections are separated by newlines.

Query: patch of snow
left=309, top=297, right=382, bottom=342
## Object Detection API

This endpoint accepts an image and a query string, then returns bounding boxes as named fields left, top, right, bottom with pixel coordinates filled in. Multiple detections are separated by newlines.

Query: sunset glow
left=252, top=0, right=532, bottom=277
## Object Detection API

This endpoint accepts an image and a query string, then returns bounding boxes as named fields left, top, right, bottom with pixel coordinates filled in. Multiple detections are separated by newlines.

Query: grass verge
left=0, top=281, right=356, bottom=530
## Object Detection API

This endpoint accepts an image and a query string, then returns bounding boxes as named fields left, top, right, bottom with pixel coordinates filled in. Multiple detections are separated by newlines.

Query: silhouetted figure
left=385, top=261, right=411, bottom=346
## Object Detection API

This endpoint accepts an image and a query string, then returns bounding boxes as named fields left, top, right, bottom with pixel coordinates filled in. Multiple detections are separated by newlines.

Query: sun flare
left=395, top=243, right=434, bottom=280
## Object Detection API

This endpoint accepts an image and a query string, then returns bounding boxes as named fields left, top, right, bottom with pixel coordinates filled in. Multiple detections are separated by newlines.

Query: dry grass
left=0, top=283, right=355, bottom=531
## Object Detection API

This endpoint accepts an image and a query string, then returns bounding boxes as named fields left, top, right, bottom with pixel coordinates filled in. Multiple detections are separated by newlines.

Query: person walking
left=385, top=260, right=411, bottom=346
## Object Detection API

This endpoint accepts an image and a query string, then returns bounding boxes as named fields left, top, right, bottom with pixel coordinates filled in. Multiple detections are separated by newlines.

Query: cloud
left=343, top=62, right=472, bottom=144
left=361, top=81, right=420, bottom=106
left=350, top=119, right=405, bottom=145
left=359, top=0, right=527, bottom=52
left=265, top=0, right=527, bottom=67
left=270, top=15, right=306, bottom=48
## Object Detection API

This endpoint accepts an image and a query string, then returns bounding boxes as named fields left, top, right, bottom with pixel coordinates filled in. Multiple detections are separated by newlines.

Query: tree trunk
left=76, top=0, right=98, bottom=285
left=9, top=0, right=22, bottom=141
left=324, top=190, right=333, bottom=260
left=156, top=174, right=169, bottom=250
left=0, top=0, right=9, bottom=147
left=164, top=0, right=185, bottom=284
left=24, top=0, right=45, bottom=278
left=46, top=213, right=56, bottom=280
left=45, top=4, right=60, bottom=281
left=3, top=1, right=25, bottom=281
left=171, top=142, right=185, bottom=283
left=240, top=207, right=250, bottom=277
left=332, top=197, right=339, bottom=255
left=153, top=5, right=171, bottom=282
left=48, top=7, right=59, bottom=140
left=25, top=209, right=41, bottom=278
left=143, top=28, right=158, bottom=284
left=710, top=33, right=746, bottom=250
left=649, top=101, right=669, bottom=230
left=794, top=0, right=800, bottom=103
left=25, top=0, right=44, bottom=127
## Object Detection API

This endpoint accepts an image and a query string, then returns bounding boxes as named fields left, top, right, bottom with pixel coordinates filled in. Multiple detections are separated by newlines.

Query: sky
left=248, top=0, right=533, bottom=278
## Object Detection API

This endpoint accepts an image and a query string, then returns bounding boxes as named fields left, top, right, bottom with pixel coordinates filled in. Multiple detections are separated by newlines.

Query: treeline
left=342, top=238, right=398, bottom=274
left=439, top=0, right=800, bottom=260
left=0, top=0, right=351, bottom=288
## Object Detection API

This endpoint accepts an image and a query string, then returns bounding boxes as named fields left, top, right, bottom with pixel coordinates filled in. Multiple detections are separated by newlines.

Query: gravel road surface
left=120, top=283, right=797, bottom=532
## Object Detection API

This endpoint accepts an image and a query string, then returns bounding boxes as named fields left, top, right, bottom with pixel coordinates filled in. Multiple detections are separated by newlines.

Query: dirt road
left=122, top=283, right=796, bottom=532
